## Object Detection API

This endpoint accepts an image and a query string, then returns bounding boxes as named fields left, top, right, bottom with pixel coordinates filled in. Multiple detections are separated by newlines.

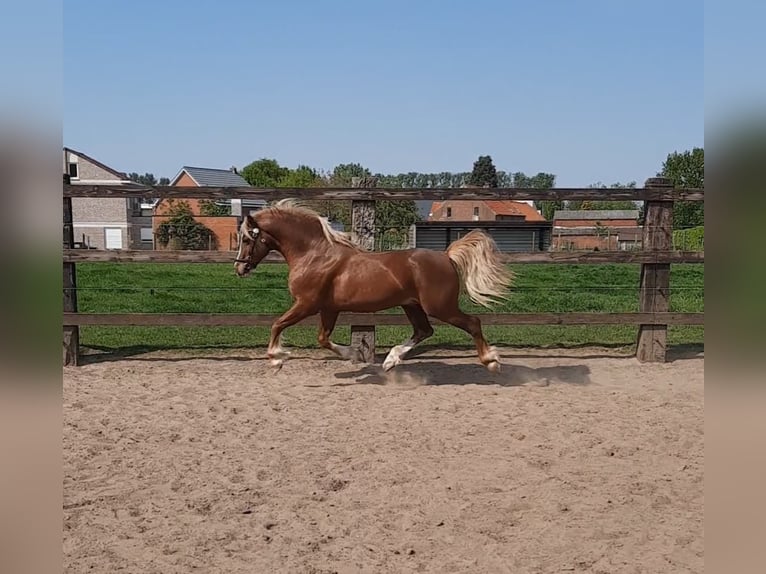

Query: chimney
left=229, top=166, right=238, bottom=174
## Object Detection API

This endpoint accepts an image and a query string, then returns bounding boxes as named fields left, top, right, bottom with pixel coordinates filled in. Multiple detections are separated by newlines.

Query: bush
left=156, top=200, right=217, bottom=250
left=673, top=226, right=704, bottom=251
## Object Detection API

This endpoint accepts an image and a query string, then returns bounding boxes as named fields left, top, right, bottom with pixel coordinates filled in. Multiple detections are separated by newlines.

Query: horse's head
left=234, top=213, right=275, bottom=277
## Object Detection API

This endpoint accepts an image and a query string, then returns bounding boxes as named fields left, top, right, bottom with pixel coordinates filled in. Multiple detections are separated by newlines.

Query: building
left=410, top=220, right=552, bottom=252
left=428, top=200, right=545, bottom=223
left=616, top=228, right=643, bottom=251
left=552, top=209, right=640, bottom=250
left=153, top=166, right=262, bottom=251
left=63, top=147, right=151, bottom=250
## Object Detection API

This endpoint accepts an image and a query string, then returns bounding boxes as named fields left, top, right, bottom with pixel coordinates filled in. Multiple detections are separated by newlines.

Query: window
left=140, top=228, right=154, bottom=242
left=473, top=207, right=479, bottom=216
left=67, top=153, right=79, bottom=179
left=446, top=207, right=452, bottom=218
left=104, top=228, right=123, bottom=250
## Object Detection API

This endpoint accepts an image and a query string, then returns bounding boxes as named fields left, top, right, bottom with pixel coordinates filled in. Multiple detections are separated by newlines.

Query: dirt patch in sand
left=63, top=347, right=704, bottom=573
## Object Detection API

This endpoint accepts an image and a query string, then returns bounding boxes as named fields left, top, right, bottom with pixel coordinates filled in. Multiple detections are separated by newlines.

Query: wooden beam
left=636, top=177, right=675, bottom=363
left=63, top=191, right=80, bottom=366
left=350, top=177, right=377, bottom=362
left=64, top=312, right=704, bottom=327
left=62, top=249, right=704, bottom=264
left=63, top=184, right=705, bottom=202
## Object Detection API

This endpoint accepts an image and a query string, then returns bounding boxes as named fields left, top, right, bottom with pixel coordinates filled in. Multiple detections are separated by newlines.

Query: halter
left=234, top=235, right=268, bottom=263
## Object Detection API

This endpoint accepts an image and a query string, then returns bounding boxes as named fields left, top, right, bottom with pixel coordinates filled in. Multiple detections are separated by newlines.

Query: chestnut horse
left=234, top=199, right=515, bottom=372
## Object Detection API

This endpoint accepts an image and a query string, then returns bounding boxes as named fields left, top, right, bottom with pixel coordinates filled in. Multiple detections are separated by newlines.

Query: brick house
left=64, top=147, right=152, bottom=249
left=428, top=200, right=545, bottom=222
left=552, top=209, right=641, bottom=250
left=416, top=200, right=549, bottom=252
left=153, top=166, right=264, bottom=251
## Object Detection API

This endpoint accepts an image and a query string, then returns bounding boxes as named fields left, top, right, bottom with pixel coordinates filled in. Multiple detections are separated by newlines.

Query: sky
left=59, top=0, right=708, bottom=186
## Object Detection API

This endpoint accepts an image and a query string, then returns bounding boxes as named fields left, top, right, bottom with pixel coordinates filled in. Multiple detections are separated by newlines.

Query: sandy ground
left=63, top=346, right=704, bottom=573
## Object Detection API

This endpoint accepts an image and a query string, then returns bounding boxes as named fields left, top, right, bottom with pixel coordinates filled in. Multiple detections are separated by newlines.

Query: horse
left=234, top=199, right=515, bottom=372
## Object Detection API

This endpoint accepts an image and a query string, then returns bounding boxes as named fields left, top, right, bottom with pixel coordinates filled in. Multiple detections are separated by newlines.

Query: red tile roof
left=428, top=200, right=545, bottom=221
left=484, top=201, right=546, bottom=221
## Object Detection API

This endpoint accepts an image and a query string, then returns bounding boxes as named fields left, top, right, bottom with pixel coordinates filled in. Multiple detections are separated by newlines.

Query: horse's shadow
left=331, top=359, right=592, bottom=388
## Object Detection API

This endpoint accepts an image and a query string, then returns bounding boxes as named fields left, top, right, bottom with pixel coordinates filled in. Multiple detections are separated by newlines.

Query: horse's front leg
left=268, top=301, right=315, bottom=369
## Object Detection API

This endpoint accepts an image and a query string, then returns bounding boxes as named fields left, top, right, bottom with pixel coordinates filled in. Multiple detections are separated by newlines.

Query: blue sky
left=61, top=0, right=706, bottom=185
left=704, top=0, right=766, bottom=133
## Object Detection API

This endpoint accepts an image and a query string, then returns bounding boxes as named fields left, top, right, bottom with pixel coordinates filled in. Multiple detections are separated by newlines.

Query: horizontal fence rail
left=63, top=183, right=705, bottom=202
left=64, top=312, right=705, bottom=327
left=64, top=249, right=704, bottom=264
left=62, top=176, right=703, bottom=366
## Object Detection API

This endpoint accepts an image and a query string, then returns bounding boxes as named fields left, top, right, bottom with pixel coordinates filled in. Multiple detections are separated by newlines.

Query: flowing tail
left=446, top=230, right=515, bottom=308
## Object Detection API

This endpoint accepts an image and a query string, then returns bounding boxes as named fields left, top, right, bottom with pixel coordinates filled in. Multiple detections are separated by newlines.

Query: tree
left=320, top=162, right=421, bottom=245
left=658, top=147, right=704, bottom=229
left=514, top=171, right=559, bottom=220
left=469, top=155, right=498, bottom=187
left=155, top=200, right=216, bottom=250
left=241, top=158, right=289, bottom=187
left=159, top=177, right=170, bottom=186
left=330, top=162, right=372, bottom=185
left=278, top=165, right=320, bottom=188
left=199, top=200, right=230, bottom=216
left=375, top=200, right=421, bottom=249
left=298, top=163, right=373, bottom=227
left=128, top=172, right=158, bottom=186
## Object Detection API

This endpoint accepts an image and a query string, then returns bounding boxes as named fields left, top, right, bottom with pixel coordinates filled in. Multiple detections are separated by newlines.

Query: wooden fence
left=62, top=176, right=704, bottom=366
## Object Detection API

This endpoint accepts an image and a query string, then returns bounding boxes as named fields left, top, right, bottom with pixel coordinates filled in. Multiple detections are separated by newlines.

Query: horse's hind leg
left=317, top=309, right=364, bottom=362
left=382, top=303, right=434, bottom=371
left=423, top=303, right=500, bottom=372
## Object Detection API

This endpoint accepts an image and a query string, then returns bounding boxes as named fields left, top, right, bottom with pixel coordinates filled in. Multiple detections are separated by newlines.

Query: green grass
left=76, top=262, right=704, bottom=353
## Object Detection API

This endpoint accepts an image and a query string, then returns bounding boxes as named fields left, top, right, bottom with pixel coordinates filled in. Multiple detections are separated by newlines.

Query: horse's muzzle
left=234, top=261, right=252, bottom=277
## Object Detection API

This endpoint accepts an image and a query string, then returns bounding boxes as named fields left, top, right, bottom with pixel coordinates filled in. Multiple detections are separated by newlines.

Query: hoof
left=382, top=357, right=400, bottom=372
left=268, top=348, right=290, bottom=367
left=486, top=360, right=501, bottom=373
left=270, top=358, right=284, bottom=371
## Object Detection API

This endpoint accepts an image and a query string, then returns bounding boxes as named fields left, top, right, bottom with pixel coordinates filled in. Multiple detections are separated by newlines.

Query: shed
left=410, top=221, right=552, bottom=252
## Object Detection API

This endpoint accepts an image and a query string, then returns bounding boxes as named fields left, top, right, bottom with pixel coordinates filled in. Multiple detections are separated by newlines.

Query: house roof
left=428, top=200, right=545, bottom=222
left=484, top=201, right=546, bottom=221
left=554, top=226, right=638, bottom=236
left=553, top=210, right=639, bottom=220
left=429, top=201, right=443, bottom=217
left=64, top=147, right=129, bottom=180
left=172, top=166, right=250, bottom=187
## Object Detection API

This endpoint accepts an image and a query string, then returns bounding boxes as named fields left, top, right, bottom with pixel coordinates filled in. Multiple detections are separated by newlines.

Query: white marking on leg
left=383, top=338, right=415, bottom=371
left=485, top=345, right=501, bottom=372
left=329, top=342, right=355, bottom=360
left=268, top=337, right=290, bottom=368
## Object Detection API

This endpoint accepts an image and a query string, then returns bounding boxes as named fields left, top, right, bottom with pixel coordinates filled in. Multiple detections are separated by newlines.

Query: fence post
left=63, top=174, right=80, bottom=366
left=350, top=176, right=377, bottom=363
left=635, top=177, right=674, bottom=362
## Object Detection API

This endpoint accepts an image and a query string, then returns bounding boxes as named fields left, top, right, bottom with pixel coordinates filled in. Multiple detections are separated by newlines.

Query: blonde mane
left=262, top=198, right=364, bottom=250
